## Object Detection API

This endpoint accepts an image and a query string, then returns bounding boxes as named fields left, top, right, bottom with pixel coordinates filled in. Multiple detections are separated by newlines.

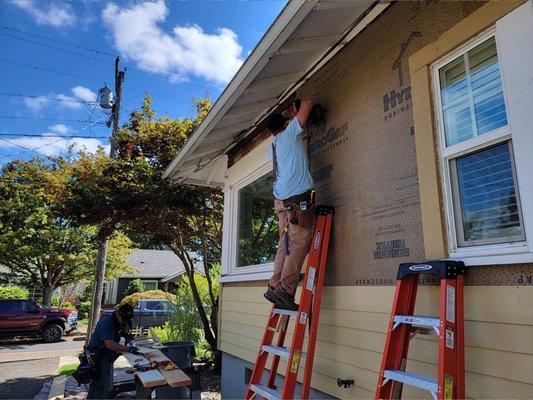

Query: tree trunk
left=86, top=239, right=108, bottom=345
left=42, top=285, right=54, bottom=307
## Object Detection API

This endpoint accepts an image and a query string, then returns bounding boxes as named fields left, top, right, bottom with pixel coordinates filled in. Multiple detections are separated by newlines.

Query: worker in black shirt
left=86, top=304, right=139, bottom=399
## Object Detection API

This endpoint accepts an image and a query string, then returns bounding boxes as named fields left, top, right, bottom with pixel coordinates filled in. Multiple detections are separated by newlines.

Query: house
left=104, top=249, right=204, bottom=305
left=164, top=1, right=533, bottom=398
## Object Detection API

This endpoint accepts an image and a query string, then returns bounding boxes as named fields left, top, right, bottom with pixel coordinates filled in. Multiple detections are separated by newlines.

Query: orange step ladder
left=245, top=205, right=334, bottom=400
left=375, top=260, right=467, bottom=400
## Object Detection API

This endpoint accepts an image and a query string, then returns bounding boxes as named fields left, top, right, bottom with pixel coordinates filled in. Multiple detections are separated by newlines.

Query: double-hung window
left=433, top=28, right=526, bottom=258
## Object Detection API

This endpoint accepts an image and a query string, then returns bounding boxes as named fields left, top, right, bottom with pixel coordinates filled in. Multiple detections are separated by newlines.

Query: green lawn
left=58, top=363, right=79, bottom=376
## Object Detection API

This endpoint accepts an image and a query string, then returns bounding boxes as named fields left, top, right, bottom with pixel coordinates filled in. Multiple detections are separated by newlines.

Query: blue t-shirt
left=269, top=118, right=313, bottom=200
left=87, top=314, right=120, bottom=362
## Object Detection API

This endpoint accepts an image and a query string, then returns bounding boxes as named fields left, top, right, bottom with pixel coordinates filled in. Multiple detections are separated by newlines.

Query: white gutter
left=163, top=0, right=318, bottom=179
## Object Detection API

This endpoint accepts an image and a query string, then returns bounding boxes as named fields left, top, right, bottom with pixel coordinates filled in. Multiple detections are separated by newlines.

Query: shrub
left=0, top=286, right=29, bottom=300
left=149, top=274, right=215, bottom=362
left=77, top=301, right=91, bottom=319
left=123, top=278, right=144, bottom=297
left=120, top=290, right=175, bottom=307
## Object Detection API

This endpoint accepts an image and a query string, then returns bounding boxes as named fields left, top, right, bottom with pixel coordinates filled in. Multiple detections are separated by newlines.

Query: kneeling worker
left=264, top=99, right=315, bottom=311
left=86, top=304, right=140, bottom=399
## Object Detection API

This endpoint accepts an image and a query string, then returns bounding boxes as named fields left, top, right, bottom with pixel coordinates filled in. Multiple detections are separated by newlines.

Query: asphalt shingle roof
left=125, top=249, right=203, bottom=278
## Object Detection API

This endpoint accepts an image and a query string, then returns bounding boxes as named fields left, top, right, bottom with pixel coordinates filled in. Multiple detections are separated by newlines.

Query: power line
left=0, top=133, right=109, bottom=139
left=0, top=58, right=195, bottom=104
left=0, top=115, right=104, bottom=124
left=0, top=93, right=97, bottom=104
left=0, top=117, right=107, bottom=159
left=1, top=25, right=116, bottom=57
left=1, top=25, right=218, bottom=91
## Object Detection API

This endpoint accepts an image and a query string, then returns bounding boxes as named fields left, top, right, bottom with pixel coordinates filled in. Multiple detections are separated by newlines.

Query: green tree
left=0, top=160, right=134, bottom=306
left=60, top=96, right=224, bottom=362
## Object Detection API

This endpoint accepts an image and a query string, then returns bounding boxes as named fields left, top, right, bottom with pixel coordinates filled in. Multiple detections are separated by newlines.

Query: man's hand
left=128, top=346, right=140, bottom=355
left=296, top=100, right=313, bottom=127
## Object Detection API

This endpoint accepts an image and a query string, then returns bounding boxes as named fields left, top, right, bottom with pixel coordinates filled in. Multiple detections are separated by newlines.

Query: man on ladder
left=264, top=98, right=315, bottom=311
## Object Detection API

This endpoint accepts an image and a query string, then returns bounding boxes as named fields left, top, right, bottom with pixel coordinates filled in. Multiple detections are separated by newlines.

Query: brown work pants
left=269, top=198, right=315, bottom=295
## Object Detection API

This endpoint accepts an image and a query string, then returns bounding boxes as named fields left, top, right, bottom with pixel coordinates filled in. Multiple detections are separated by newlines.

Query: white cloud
left=101, top=1, right=243, bottom=84
left=10, top=0, right=76, bottom=28
left=72, top=86, right=97, bottom=102
left=49, top=124, right=70, bottom=135
left=24, top=97, right=50, bottom=112
left=23, top=86, right=97, bottom=112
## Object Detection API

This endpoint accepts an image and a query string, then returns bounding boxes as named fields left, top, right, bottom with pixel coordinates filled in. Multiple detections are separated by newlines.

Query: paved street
left=0, top=337, right=84, bottom=363
left=0, top=358, right=59, bottom=400
left=0, top=333, right=86, bottom=399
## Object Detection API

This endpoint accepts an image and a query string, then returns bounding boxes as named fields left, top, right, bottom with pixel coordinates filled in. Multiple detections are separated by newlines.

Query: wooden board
left=139, top=348, right=171, bottom=367
left=160, top=369, right=192, bottom=388
left=136, top=369, right=167, bottom=388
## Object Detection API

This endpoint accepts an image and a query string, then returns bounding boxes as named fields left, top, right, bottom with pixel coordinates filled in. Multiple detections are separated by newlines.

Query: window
left=142, top=280, right=158, bottom=291
left=236, top=173, right=278, bottom=267
left=434, top=29, right=526, bottom=253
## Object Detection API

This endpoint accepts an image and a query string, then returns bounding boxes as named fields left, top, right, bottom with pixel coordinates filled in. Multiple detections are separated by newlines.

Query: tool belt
left=72, top=347, right=100, bottom=385
left=281, top=190, right=315, bottom=229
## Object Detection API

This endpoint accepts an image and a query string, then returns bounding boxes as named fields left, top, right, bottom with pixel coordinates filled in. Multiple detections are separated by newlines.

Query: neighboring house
left=104, top=249, right=203, bottom=305
left=164, top=1, right=533, bottom=399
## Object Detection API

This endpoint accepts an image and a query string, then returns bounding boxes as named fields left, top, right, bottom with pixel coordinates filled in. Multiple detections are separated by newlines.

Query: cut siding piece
left=136, top=369, right=167, bottom=388
left=160, top=369, right=192, bottom=388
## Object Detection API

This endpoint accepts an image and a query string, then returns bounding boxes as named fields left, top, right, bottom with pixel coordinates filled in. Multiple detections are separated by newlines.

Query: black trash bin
left=154, top=341, right=199, bottom=399
left=161, top=341, right=196, bottom=368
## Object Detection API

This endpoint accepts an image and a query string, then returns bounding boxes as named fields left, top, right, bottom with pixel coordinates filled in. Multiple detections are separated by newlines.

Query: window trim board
left=431, top=28, right=526, bottom=255
left=222, top=138, right=277, bottom=278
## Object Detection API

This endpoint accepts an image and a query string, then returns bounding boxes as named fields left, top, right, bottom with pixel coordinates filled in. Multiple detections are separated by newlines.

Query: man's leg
left=278, top=217, right=314, bottom=296
left=268, top=199, right=288, bottom=289
left=87, top=362, right=113, bottom=400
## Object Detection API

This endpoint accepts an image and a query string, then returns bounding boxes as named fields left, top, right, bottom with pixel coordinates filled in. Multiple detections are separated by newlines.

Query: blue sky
left=0, top=0, right=285, bottom=164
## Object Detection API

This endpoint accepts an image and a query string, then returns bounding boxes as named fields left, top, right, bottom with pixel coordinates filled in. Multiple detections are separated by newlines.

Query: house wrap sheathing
left=164, top=1, right=533, bottom=398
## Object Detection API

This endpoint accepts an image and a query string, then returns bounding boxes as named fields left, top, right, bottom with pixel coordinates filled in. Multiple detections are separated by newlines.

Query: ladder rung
left=383, top=370, right=437, bottom=395
left=272, top=308, right=298, bottom=318
left=262, top=345, right=290, bottom=359
left=393, top=315, right=440, bottom=329
left=249, top=384, right=281, bottom=400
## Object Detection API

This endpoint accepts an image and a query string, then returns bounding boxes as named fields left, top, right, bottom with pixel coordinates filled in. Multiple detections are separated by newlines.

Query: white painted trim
left=219, top=271, right=272, bottom=283
left=431, top=21, right=533, bottom=262
left=221, top=139, right=277, bottom=278
left=496, top=1, right=533, bottom=256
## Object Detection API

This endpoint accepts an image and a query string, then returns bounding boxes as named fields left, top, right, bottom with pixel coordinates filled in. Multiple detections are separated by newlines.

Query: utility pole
left=86, top=57, right=126, bottom=343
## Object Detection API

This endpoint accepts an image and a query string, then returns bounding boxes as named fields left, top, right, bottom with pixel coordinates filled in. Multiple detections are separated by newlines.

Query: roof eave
left=162, top=0, right=318, bottom=180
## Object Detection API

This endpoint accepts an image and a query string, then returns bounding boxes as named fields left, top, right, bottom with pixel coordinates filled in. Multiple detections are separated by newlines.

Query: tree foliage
left=0, top=286, right=29, bottom=300
left=0, top=159, right=134, bottom=306
left=60, top=95, right=223, bottom=356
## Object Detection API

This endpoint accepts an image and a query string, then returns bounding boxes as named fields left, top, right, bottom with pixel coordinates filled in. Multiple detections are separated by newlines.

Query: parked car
left=101, top=299, right=177, bottom=328
left=0, top=299, right=78, bottom=342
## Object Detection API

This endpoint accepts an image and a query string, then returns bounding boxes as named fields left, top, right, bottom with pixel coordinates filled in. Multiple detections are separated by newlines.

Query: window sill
left=449, top=241, right=533, bottom=266
left=220, top=271, right=272, bottom=283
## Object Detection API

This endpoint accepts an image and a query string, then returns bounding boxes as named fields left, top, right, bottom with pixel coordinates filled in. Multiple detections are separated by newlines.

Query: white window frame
left=432, top=26, right=533, bottom=265
left=220, top=138, right=276, bottom=282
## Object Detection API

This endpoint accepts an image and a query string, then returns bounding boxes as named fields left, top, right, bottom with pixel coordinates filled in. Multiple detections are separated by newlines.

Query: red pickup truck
left=0, top=299, right=78, bottom=342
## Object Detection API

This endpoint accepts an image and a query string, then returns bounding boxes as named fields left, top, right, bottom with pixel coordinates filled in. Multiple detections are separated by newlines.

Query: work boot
left=273, top=286, right=299, bottom=311
left=263, top=285, right=279, bottom=306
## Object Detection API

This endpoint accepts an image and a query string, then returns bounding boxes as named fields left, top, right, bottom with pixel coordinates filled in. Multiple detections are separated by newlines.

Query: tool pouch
left=282, top=190, right=315, bottom=229
left=72, top=348, right=99, bottom=385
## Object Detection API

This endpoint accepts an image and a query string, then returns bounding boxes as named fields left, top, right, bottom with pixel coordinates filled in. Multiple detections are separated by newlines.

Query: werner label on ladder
left=246, top=205, right=334, bottom=400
